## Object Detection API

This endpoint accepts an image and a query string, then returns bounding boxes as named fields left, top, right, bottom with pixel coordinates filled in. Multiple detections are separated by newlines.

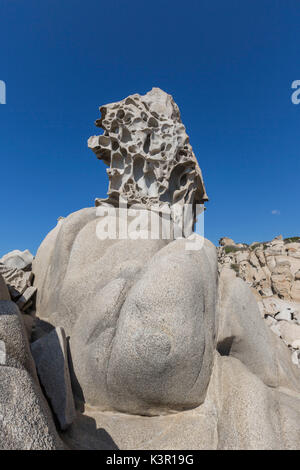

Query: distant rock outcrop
left=218, top=236, right=300, bottom=366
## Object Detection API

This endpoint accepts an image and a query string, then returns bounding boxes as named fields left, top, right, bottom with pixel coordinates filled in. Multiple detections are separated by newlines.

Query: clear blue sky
left=0, top=0, right=299, bottom=256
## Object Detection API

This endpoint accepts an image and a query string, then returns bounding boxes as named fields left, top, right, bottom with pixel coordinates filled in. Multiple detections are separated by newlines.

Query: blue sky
left=0, top=0, right=299, bottom=256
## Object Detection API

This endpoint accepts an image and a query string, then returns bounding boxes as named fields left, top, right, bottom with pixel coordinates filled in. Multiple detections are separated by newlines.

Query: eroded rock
left=88, top=87, right=208, bottom=233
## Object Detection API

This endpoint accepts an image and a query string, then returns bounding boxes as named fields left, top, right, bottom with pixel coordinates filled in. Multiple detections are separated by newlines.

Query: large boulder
left=34, top=206, right=218, bottom=415
left=33, top=208, right=300, bottom=449
left=65, top=354, right=300, bottom=450
left=0, top=300, right=64, bottom=449
left=72, top=237, right=217, bottom=414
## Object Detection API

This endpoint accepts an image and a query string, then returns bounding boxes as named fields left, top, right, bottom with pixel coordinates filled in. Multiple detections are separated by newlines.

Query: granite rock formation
left=32, top=216, right=300, bottom=449
left=30, top=89, right=300, bottom=449
left=88, top=88, right=208, bottom=234
left=218, top=236, right=300, bottom=367
left=1, top=89, right=300, bottom=449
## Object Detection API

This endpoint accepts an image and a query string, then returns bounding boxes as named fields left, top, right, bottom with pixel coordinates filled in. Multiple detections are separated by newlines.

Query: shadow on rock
left=62, top=412, right=119, bottom=450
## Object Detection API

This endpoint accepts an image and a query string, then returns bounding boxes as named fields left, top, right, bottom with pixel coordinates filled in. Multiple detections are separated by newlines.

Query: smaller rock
left=0, top=264, right=33, bottom=300
left=16, top=286, right=37, bottom=312
left=271, top=265, right=293, bottom=299
left=0, top=249, right=33, bottom=271
left=219, top=237, right=235, bottom=247
left=236, top=251, right=249, bottom=263
left=31, top=327, right=76, bottom=430
left=275, top=308, right=292, bottom=322
left=295, top=270, right=300, bottom=281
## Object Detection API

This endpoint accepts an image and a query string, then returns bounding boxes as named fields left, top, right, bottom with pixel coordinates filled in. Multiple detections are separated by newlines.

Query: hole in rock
left=143, top=134, right=151, bottom=153
left=117, top=109, right=125, bottom=119
left=217, top=336, right=235, bottom=356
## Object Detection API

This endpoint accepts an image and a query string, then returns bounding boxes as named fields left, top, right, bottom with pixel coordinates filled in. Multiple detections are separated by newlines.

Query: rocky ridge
left=218, top=235, right=300, bottom=366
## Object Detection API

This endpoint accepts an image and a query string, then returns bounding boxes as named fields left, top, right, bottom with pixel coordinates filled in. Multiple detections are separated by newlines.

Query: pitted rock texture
left=88, top=88, right=207, bottom=232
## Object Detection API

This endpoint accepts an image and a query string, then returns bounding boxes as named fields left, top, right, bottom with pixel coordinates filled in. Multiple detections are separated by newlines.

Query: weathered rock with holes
left=88, top=87, right=208, bottom=234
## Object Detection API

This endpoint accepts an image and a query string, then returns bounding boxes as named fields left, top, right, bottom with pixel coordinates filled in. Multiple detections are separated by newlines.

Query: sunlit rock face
left=30, top=89, right=300, bottom=449
left=88, top=88, right=208, bottom=231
